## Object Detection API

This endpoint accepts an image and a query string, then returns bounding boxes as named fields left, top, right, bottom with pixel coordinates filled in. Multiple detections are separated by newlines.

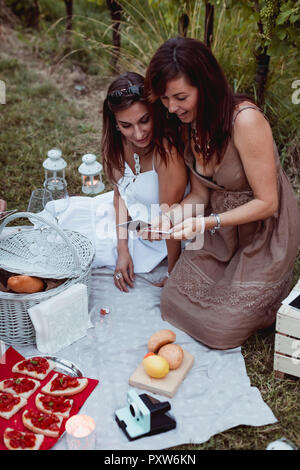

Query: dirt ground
left=0, top=24, right=112, bottom=132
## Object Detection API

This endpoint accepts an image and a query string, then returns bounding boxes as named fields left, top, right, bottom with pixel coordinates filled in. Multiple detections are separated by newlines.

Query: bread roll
left=147, top=329, right=176, bottom=353
left=7, top=275, right=45, bottom=293
left=158, top=343, right=184, bottom=370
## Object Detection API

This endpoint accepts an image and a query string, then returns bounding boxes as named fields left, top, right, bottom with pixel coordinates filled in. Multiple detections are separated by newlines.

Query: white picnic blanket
left=16, top=262, right=277, bottom=450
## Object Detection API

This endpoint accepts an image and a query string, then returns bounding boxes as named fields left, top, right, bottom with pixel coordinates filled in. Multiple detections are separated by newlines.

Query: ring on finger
left=114, top=272, right=123, bottom=280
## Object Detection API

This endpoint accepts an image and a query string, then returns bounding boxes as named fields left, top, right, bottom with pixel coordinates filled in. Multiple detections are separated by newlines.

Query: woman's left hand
left=171, top=217, right=205, bottom=240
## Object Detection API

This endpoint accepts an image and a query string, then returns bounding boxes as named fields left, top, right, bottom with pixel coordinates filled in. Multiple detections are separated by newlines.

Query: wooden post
left=64, top=0, right=73, bottom=34
left=178, top=13, right=189, bottom=37
left=253, top=0, right=270, bottom=107
left=27, top=0, right=40, bottom=30
left=204, top=1, right=214, bottom=49
left=106, top=0, right=122, bottom=73
left=255, top=49, right=270, bottom=107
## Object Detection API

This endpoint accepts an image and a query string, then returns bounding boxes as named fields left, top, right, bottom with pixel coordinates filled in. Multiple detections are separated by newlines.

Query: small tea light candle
left=65, top=414, right=96, bottom=450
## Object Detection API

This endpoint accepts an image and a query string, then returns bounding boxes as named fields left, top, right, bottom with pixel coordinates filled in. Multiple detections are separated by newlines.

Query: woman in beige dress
left=144, top=37, right=300, bottom=349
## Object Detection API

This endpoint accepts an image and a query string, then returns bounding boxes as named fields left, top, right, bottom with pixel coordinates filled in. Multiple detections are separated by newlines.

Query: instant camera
left=115, top=390, right=176, bottom=441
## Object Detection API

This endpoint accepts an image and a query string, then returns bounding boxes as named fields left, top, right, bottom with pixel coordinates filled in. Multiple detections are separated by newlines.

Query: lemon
left=142, top=354, right=169, bottom=378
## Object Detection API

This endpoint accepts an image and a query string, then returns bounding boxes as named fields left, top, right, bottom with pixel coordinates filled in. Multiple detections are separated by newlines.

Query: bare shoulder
left=233, top=104, right=273, bottom=151
left=232, top=103, right=276, bottom=177
left=233, top=103, right=271, bottom=135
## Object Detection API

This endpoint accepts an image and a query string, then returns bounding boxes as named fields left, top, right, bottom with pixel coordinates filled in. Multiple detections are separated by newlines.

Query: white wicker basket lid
left=0, top=212, right=94, bottom=279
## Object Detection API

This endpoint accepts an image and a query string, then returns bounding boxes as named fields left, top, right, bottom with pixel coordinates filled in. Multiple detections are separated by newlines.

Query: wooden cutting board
left=129, top=350, right=194, bottom=398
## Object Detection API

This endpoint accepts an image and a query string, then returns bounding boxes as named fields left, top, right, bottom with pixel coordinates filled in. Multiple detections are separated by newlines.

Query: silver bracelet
left=209, top=213, right=221, bottom=235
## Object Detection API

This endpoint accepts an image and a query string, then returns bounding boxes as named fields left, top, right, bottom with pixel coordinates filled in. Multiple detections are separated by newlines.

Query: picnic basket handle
left=0, top=211, right=82, bottom=275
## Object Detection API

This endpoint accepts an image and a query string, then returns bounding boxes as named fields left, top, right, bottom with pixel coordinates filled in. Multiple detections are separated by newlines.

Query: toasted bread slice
left=42, top=373, right=88, bottom=396
left=0, top=377, right=40, bottom=399
left=12, top=357, right=55, bottom=380
left=22, top=409, right=63, bottom=438
left=35, top=393, right=73, bottom=418
left=0, top=392, right=27, bottom=420
left=3, top=427, right=44, bottom=450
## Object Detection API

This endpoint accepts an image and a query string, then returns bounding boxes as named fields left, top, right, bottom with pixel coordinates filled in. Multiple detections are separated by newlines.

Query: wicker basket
left=0, top=212, right=95, bottom=346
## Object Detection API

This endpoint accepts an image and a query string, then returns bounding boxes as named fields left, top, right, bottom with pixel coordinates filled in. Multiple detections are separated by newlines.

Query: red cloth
left=0, top=347, right=99, bottom=450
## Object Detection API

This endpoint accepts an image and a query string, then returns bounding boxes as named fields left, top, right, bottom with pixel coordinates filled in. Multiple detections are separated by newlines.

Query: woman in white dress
left=59, top=72, right=188, bottom=292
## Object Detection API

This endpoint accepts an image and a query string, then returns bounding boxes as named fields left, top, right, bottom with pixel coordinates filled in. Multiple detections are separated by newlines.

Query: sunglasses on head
left=107, top=85, right=144, bottom=104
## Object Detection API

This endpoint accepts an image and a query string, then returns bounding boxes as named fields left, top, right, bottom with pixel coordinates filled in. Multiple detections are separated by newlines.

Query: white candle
left=65, top=415, right=96, bottom=450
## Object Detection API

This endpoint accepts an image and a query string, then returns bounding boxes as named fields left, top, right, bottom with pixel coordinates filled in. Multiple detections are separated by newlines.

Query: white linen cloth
left=56, top=158, right=168, bottom=273
left=27, top=284, right=93, bottom=355
left=16, top=263, right=277, bottom=450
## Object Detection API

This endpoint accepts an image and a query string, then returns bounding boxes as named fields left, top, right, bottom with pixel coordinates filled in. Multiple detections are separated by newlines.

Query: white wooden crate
left=274, top=279, right=300, bottom=379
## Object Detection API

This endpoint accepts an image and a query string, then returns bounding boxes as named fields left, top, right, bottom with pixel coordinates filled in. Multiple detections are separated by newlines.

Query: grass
left=26, top=0, right=299, bottom=167
left=0, top=0, right=299, bottom=450
left=171, top=328, right=300, bottom=450
left=0, top=56, right=104, bottom=210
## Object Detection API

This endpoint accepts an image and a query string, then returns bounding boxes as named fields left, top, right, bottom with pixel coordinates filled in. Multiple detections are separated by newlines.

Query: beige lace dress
left=160, top=105, right=300, bottom=349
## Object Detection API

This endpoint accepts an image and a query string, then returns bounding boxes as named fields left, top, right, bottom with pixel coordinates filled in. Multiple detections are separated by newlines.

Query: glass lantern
left=78, top=154, right=105, bottom=195
left=43, top=148, right=67, bottom=184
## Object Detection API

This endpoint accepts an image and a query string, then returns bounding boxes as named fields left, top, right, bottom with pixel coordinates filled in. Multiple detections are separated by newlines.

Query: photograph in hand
left=116, top=219, right=172, bottom=235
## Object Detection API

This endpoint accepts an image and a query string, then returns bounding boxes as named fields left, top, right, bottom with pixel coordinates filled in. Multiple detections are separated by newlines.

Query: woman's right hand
left=114, top=250, right=135, bottom=292
left=139, top=213, right=173, bottom=241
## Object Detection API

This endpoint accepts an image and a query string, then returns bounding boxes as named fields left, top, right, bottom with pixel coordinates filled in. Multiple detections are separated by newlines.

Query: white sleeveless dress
left=56, top=156, right=168, bottom=273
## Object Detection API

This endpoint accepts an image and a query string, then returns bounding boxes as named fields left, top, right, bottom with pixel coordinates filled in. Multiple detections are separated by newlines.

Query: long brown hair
left=145, top=37, right=253, bottom=164
left=101, top=72, right=178, bottom=184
